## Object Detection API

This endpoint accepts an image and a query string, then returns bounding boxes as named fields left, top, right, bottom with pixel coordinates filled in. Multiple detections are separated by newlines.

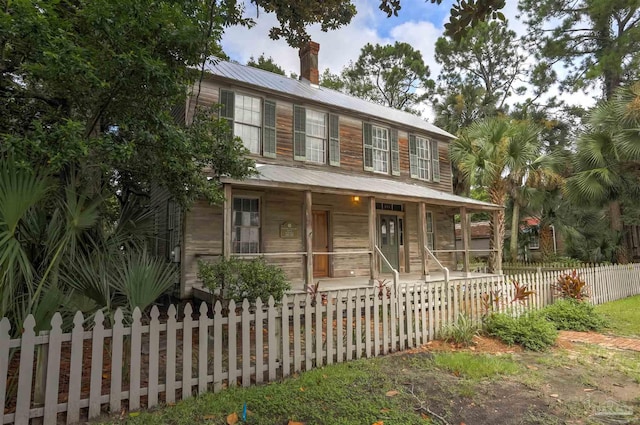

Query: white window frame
left=372, top=125, right=389, bottom=174
left=305, top=108, right=328, bottom=164
left=415, top=136, right=431, bottom=181
left=233, top=93, right=262, bottom=154
left=232, top=196, right=261, bottom=254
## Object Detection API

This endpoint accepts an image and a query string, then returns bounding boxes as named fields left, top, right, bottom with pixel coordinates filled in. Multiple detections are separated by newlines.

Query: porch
left=183, top=164, right=503, bottom=298
left=288, top=270, right=497, bottom=293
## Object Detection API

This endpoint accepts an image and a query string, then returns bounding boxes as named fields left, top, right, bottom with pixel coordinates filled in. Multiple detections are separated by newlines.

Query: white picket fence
left=2, top=263, right=640, bottom=424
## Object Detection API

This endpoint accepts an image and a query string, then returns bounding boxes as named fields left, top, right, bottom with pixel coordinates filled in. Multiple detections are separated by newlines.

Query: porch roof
left=222, top=164, right=501, bottom=211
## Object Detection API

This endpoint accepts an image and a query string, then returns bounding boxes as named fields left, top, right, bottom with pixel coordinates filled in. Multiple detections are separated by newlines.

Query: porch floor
left=289, top=271, right=498, bottom=293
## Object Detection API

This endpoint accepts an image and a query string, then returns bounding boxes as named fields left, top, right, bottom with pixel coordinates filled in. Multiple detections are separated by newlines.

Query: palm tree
left=565, top=82, right=640, bottom=262
left=450, top=117, right=543, bottom=271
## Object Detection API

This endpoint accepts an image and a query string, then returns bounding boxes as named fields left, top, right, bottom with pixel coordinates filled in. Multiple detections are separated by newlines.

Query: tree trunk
left=610, top=200, right=629, bottom=263
left=488, top=185, right=506, bottom=273
left=539, top=224, right=554, bottom=262
left=509, top=202, right=520, bottom=263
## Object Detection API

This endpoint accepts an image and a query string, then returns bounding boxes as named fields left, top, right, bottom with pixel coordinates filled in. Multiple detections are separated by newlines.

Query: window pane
left=372, top=126, right=389, bottom=173
left=414, top=137, right=431, bottom=180
left=305, top=109, right=327, bottom=164
left=233, top=197, right=261, bottom=254
left=235, top=123, right=260, bottom=153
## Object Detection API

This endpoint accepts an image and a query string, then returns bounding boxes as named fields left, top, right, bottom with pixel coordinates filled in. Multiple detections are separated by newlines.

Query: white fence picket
left=88, top=311, right=105, bottom=419
left=165, top=305, right=177, bottom=402
left=110, top=309, right=125, bottom=412
left=148, top=307, right=160, bottom=408
left=66, top=312, right=84, bottom=424
left=130, top=308, right=143, bottom=411
left=0, top=318, right=9, bottom=422
left=198, top=302, right=209, bottom=394
left=43, top=314, right=62, bottom=425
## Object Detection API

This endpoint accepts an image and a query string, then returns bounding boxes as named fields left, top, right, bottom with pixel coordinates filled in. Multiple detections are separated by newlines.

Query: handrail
left=374, top=245, right=400, bottom=316
left=374, top=245, right=400, bottom=294
left=424, top=245, right=450, bottom=283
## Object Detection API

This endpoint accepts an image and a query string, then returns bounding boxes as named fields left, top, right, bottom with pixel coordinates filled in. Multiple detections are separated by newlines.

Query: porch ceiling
left=221, top=163, right=501, bottom=211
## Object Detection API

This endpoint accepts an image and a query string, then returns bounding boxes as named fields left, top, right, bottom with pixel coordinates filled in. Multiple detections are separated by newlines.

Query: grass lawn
left=596, top=294, right=640, bottom=337
left=98, top=352, right=523, bottom=425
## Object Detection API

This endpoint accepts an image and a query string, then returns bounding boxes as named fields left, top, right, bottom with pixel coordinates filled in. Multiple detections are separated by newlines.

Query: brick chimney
left=299, top=41, right=320, bottom=85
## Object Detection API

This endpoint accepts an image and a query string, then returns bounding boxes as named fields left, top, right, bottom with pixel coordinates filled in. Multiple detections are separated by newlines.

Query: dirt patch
left=379, top=337, right=640, bottom=425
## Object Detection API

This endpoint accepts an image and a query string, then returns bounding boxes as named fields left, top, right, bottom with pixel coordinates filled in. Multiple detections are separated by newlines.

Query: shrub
left=554, top=270, right=589, bottom=300
left=440, top=314, right=480, bottom=347
left=542, top=299, right=607, bottom=331
left=198, top=257, right=291, bottom=304
left=484, top=312, right=558, bottom=351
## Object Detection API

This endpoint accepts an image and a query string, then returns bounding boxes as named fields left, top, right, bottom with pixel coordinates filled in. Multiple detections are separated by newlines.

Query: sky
left=220, top=0, right=594, bottom=119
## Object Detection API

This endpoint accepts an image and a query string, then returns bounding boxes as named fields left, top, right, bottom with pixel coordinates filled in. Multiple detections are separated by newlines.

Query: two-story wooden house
left=157, top=42, right=502, bottom=299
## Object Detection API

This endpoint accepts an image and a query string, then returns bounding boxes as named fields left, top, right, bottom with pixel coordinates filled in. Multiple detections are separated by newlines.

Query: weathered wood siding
left=183, top=78, right=453, bottom=193
left=182, top=201, right=223, bottom=297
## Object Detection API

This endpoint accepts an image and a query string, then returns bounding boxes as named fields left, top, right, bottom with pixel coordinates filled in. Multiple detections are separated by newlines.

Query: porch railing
left=424, top=245, right=450, bottom=285
left=374, top=245, right=399, bottom=295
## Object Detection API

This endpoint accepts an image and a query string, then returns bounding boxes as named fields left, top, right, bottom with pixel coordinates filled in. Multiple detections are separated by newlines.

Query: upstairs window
left=293, top=106, right=340, bottom=165
left=363, top=123, right=400, bottom=175
left=219, top=89, right=276, bottom=158
left=410, top=135, right=440, bottom=182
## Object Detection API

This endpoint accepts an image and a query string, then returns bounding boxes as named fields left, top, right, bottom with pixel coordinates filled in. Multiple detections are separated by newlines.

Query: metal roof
left=203, top=59, right=455, bottom=140
left=223, top=164, right=501, bottom=210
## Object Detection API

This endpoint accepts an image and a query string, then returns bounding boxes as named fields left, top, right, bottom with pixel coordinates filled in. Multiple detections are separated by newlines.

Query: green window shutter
left=263, top=100, right=277, bottom=158
left=390, top=129, right=400, bottom=176
left=219, top=89, right=235, bottom=141
left=409, top=135, right=418, bottom=178
left=293, top=105, right=306, bottom=161
left=431, top=139, right=440, bottom=182
left=363, top=123, right=373, bottom=171
left=329, top=114, right=340, bottom=166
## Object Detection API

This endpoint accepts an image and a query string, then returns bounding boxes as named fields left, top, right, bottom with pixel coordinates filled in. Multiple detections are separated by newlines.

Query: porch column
left=418, top=202, right=428, bottom=280
left=492, top=209, right=503, bottom=275
left=223, top=184, right=232, bottom=259
left=460, top=207, right=471, bottom=277
left=304, top=190, right=313, bottom=289
left=368, top=196, right=376, bottom=284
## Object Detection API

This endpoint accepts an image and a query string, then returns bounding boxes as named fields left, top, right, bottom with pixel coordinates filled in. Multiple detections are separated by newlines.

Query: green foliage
left=433, top=352, right=521, bottom=380
left=434, top=20, right=524, bottom=124
left=0, top=157, right=174, bottom=333
left=440, top=314, right=480, bottom=347
left=542, top=299, right=606, bottom=332
left=519, top=0, right=640, bottom=99
left=484, top=312, right=558, bottom=351
left=246, top=54, right=286, bottom=75
left=198, top=257, right=291, bottom=304
left=326, top=42, right=434, bottom=115
left=554, top=270, right=589, bottom=300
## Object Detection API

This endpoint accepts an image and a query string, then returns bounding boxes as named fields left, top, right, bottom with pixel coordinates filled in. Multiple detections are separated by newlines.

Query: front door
left=313, top=210, right=329, bottom=277
left=379, top=215, right=399, bottom=272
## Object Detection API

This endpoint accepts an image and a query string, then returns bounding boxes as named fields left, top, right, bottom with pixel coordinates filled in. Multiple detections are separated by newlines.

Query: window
left=232, top=197, right=260, bottom=253
left=372, top=126, right=389, bottom=173
left=426, top=211, right=435, bottom=250
left=219, top=89, right=276, bottom=157
left=363, top=123, right=400, bottom=175
left=305, top=109, right=327, bottom=164
left=293, top=106, right=340, bottom=165
left=529, top=234, right=540, bottom=250
left=409, top=136, right=440, bottom=182
left=414, top=136, right=431, bottom=180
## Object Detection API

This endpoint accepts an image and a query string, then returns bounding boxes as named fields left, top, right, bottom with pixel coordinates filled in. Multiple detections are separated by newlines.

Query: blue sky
left=220, top=1, right=594, bottom=117
left=221, top=0, right=458, bottom=78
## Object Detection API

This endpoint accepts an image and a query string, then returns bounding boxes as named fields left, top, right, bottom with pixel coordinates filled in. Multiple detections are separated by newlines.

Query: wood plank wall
left=185, top=78, right=453, bottom=193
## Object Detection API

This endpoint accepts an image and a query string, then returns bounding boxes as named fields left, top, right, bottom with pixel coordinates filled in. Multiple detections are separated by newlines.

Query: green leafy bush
left=198, top=257, right=291, bottom=304
left=484, top=312, right=558, bottom=351
left=542, top=299, right=607, bottom=331
left=440, top=314, right=480, bottom=347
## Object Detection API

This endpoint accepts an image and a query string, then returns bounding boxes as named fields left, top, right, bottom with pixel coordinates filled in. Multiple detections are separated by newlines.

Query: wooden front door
left=313, top=210, right=329, bottom=277
left=379, top=215, right=399, bottom=272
